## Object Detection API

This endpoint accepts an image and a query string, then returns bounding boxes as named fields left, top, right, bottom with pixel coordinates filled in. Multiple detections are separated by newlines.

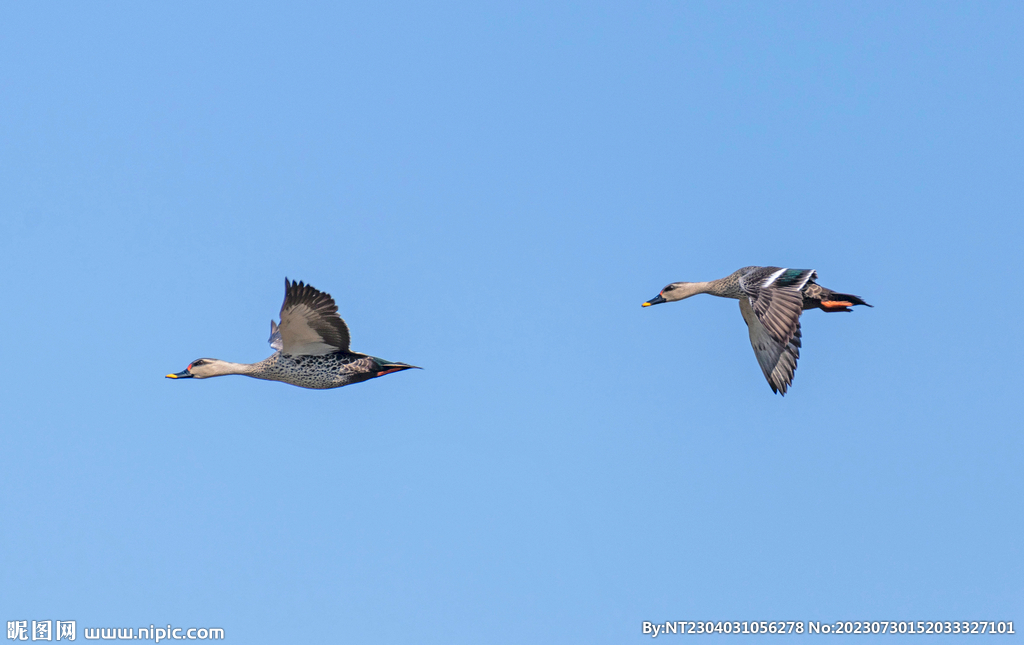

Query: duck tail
left=818, top=292, right=872, bottom=313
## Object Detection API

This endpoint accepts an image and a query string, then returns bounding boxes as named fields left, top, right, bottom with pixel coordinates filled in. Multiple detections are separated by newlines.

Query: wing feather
left=739, top=297, right=801, bottom=395
left=276, top=279, right=351, bottom=356
left=268, top=320, right=283, bottom=351
left=738, top=267, right=814, bottom=346
left=736, top=268, right=815, bottom=395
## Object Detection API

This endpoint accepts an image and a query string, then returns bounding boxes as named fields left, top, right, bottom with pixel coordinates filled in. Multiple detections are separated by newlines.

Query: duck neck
left=704, top=273, right=745, bottom=299
left=206, top=360, right=255, bottom=377
left=245, top=355, right=286, bottom=380
left=675, top=281, right=714, bottom=300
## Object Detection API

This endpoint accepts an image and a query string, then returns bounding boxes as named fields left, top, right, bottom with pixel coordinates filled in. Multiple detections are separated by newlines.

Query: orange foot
left=820, top=300, right=854, bottom=312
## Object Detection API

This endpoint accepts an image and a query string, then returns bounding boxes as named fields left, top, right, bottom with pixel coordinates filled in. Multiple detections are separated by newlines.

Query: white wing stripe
left=762, top=267, right=787, bottom=288
left=795, top=269, right=815, bottom=291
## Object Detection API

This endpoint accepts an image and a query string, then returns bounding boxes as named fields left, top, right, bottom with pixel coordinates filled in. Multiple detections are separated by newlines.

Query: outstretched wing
left=276, top=279, right=351, bottom=356
left=738, top=267, right=814, bottom=345
left=737, top=267, right=815, bottom=394
left=739, top=297, right=801, bottom=395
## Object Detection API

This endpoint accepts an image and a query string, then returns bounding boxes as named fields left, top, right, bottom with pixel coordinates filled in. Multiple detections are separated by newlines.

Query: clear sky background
left=1, top=2, right=1021, bottom=643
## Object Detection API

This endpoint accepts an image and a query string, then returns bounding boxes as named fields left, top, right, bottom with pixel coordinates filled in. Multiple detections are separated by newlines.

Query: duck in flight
left=643, top=267, right=871, bottom=395
left=167, top=279, right=419, bottom=389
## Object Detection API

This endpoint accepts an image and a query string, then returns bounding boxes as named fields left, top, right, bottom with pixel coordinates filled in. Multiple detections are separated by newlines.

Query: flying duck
left=643, top=267, right=871, bottom=395
left=167, top=279, right=419, bottom=389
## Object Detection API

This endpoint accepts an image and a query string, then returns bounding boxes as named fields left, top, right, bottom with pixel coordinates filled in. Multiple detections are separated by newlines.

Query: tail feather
left=831, top=292, right=871, bottom=307
left=818, top=291, right=872, bottom=312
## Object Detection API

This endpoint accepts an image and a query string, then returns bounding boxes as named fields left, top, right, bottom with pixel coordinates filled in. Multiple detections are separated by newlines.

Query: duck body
left=167, top=279, right=418, bottom=390
left=643, top=266, right=871, bottom=395
left=199, top=352, right=403, bottom=390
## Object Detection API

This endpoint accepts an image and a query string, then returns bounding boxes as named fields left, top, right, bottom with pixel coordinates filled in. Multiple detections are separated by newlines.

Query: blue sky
left=1, top=2, right=1021, bottom=643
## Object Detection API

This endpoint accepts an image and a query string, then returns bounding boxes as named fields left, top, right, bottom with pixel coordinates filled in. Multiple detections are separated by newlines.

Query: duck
left=167, top=279, right=419, bottom=389
left=642, top=267, right=871, bottom=395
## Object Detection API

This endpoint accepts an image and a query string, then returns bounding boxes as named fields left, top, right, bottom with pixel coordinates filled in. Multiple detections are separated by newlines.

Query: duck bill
left=166, top=369, right=193, bottom=379
left=642, top=294, right=667, bottom=307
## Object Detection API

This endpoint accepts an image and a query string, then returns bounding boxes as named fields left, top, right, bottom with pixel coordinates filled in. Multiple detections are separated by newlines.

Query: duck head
left=166, top=358, right=239, bottom=379
left=642, top=282, right=706, bottom=307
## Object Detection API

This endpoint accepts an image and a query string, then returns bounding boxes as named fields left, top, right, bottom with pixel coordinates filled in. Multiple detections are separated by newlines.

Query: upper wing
left=738, top=267, right=815, bottom=347
left=739, top=297, right=802, bottom=395
left=736, top=268, right=815, bottom=395
left=276, top=279, right=351, bottom=355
